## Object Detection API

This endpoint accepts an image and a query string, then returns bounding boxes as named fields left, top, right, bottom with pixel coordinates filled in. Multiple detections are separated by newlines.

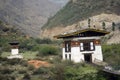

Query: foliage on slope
left=103, top=44, right=120, bottom=70
left=43, top=0, right=120, bottom=29
left=0, top=21, right=23, bottom=52
left=0, top=21, right=59, bottom=53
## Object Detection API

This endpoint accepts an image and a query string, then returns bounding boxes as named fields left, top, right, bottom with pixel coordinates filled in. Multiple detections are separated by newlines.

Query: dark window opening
left=84, top=42, right=90, bottom=51
left=65, top=41, right=71, bottom=52
left=80, top=41, right=95, bottom=51
left=69, top=54, right=71, bottom=60
left=65, top=54, right=67, bottom=59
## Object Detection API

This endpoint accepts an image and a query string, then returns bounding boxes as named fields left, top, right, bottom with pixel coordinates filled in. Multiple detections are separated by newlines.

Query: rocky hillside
left=41, top=0, right=120, bottom=44
left=0, top=0, right=68, bottom=37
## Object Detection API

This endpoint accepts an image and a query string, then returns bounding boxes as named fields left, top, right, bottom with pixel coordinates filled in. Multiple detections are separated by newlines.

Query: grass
left=21, top=51, right=38, bottom=60
left=1, top=44, right=120, bottom=80
left=1, top=51, right=38, bottom=60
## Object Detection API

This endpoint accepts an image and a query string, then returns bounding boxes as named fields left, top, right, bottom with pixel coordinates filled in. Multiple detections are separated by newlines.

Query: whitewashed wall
left=11, top=49, right=19, bottom=55
left=62, top=45, right=103, bottom=63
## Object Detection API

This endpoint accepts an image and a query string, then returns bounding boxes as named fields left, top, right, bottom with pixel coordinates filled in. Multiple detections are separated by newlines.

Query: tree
left=112, top=22, right=115, bottom=31
left=23, top=73, right=31, bottom=80
left=0, top=47, right=2, bottom=57
left=102, top=22, right=106, bottom=30
left=118, top=26, right=120, bottom=31
left=88, top=18, right=91, bottom=28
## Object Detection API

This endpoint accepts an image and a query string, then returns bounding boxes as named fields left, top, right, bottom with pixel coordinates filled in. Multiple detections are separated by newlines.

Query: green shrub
left=37, top=45, right=59, bottom=56
left=33, top=67, right=49, bottom=75
left=18, top=69, right=27, bottom=74
left=0, top=74, right=15, bottom=80
left=102, top=44, right=120, bottom=69
left=35, top=38, right=52, bottom=44
left=0, top=67, right=13, bottom=74
left=0, top=58, right=28, bottom=67
left=20, top=60, right=28, bottom=67
left=49, top=63, right=106, bottom=80
left=48, top=56, right=62, bottom=64
left=20, top=38, right=37, bottom=51
left=0, top=57, right=8, bottom=62
left=27, top=65, right=35, bottom=71
left=23, top=73, right=31, bottom=80
left=7, top=58, right=21, bottom=65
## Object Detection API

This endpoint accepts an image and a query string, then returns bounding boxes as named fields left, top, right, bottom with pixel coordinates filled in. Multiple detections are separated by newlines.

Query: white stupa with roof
left=7, top=41, right=23, bottom=59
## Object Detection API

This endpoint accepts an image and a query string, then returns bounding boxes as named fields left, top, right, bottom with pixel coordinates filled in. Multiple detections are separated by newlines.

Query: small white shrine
left=54, top=28, right=109, bottom=63
left=7, top=41, right=23, bottom=59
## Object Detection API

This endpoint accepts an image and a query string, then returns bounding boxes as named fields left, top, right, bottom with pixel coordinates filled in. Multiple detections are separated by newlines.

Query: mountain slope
left=0, top=0, right=68, bottom=37
left=43, top=0, right=120, bottom=29
left=41, top=0, right=120, bottom=44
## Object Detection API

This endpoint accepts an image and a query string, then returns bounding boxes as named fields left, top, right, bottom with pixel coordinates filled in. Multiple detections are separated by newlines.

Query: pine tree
left=88, top=18, right=91, bottom=28
left=102, top=22, right=106, bottom=30
left=112, top=22, right=115, bottom=31
left=118, top=26, right=120, bottom=31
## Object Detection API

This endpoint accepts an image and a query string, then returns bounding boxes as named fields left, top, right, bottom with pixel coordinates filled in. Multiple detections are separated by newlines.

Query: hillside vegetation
left=43, top=0, right=120, bottom=29
left=1, top=21, right=120, bottom=80
left=0, top=0, right=67, bottom=37
left=1, top=43, right=120, bottom=80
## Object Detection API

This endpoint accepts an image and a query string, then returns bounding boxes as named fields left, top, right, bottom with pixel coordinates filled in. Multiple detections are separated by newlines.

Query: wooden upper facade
left=63, top=39, right=100, bottom=47
left=63, top=39, right=101, bottom=52
left=54, top=28, right=110, bottom=39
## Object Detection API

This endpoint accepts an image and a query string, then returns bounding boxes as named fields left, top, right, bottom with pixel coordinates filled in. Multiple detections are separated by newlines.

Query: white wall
left=62, top=45, right=103, bottom=63
left=63, top=47, right=84, bottom=63
left=92, top=45, right=103, bottom=62
left=11, top=49, right=19, bottom=55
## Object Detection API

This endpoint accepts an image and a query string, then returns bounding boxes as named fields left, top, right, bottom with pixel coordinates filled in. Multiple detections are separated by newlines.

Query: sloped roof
left=9, top=41, right=19, bottom=45
left=54, top=28, right=110, bottom=39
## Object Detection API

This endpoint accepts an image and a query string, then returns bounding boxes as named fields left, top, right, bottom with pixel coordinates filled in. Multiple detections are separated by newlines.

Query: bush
left=102, top=44, right=120, bottom=69
left=0, top=74, right=15, bottom=80
left=0, top=58, right=28, bottom=67
left=33, top=67, right=49, bottom=75
left=49, top=63, right=106, bottom=80
left=7, top=58, right=21, bottom=65
left=20, top=38, right=37, bottom=51
left=23, top=73, right=31, bottom=80
left=18, top=69, right=27, bottom=74
left=27, top=65, right=35, bottom=71
left=20, top=60, right=28, bottom=67
left=48, top=56, right=62, bottom=64
left=37, top=45, right=59, bottom=56
left=35, top=38, right=53, bottom=44
left=0, top=67, right=13, bottom=74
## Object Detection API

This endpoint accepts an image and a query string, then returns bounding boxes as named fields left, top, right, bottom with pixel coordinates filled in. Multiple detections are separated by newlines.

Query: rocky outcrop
left=41, top=13, right=120, bottom=44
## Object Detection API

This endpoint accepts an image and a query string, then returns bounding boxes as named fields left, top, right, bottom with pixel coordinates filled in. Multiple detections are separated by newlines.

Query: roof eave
left=53, top=29, right=110, bottom=39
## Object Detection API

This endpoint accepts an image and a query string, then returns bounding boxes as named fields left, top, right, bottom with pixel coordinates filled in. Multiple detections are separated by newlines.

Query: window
left=65, top=41, right=71, bottom=52
left=80, top=43, right=84, bottom=50
left=69, top=54, right=71, bottom=60
left=84, top=42, right=90, bottom=51
left=90, top=42, right=94, bottom=50
left=65, top=54, right=71, bottom=60
left=65, top=54, right=67, bottom=59
left=80, top=41, right=95, bottom=51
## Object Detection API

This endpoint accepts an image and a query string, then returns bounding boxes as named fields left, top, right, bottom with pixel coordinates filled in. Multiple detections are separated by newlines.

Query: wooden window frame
left=80, top=41, right=95, bottom=51
left=65, top=54, right=67, bottom=59
left=65, top=41, right=71, bottom=52
left=69, top=54, right=71, bottom=60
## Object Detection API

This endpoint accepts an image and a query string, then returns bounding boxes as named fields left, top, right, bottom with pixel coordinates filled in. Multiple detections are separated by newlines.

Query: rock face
left=0, top=0, right=68, bottom=37
left=41, top=13, right=120, bottom=44
left=41, top=0, right=120, bottom=44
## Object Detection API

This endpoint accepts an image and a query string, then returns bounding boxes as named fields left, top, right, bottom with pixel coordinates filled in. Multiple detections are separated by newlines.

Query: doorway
left=84, top=53, right=92, bottom=62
